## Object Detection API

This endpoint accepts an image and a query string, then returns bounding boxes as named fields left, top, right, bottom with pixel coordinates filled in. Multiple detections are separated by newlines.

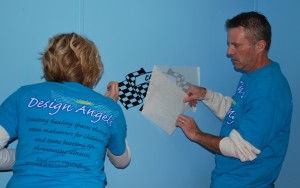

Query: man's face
left=227, top=26, right=258, bottom=73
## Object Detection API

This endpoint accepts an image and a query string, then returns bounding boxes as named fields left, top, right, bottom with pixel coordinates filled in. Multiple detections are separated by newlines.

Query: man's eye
left=234, top=44, right=240, bottom=48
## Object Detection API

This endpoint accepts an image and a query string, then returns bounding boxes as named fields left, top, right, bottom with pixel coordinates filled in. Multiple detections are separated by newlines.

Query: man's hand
left=184, top=85, right=207, bottom=107
left=176, top=114, right=222, bottom=154
left=176, top=114, right=201, bottom=142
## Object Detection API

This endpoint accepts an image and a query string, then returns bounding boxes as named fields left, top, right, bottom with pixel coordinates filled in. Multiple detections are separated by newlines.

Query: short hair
left=41, top=33, right=103, bottom=88
left=225, top=11, right=272, bottom=51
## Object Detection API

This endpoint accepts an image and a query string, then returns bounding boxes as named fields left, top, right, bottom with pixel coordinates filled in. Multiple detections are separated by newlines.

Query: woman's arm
left=106, top=140, right=131, bottom=169
left=0, top=125, right=15, bottom=170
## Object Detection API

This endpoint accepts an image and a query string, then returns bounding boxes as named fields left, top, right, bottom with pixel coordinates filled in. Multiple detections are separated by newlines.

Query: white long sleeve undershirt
left=106, top=140, right=131, bottom=169
left=202, top=89, right=233, bottom=121
left=202, top=89, right=261, bottom=162
left=0, top=125, right=15, bottom=170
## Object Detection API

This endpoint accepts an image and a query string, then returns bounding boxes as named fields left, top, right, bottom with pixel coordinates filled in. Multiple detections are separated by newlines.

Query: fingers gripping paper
left=141, top=66, right=200, bottom=135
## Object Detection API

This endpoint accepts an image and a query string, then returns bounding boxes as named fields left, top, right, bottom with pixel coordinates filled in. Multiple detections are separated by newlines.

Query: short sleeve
left=237, top=98, right=274, bottom=150
left=107, top=107, right=127, bottom=156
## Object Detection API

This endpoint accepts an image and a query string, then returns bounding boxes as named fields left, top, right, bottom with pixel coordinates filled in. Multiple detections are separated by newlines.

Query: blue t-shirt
left=211, top=62, right=293, bottom=188
left=0, top=82, right=127, bottom=188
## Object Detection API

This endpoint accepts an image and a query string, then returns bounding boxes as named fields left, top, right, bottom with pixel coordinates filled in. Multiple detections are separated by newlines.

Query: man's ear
left=256, top=40, right=267, bottom=52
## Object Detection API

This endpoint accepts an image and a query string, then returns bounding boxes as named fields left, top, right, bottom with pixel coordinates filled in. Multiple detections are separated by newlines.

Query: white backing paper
left=141, top=66, right=200, bottom=135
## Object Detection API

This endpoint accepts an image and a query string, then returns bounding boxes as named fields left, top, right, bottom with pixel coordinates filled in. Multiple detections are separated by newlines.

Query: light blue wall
left=0, top=0, right=299, bottom=187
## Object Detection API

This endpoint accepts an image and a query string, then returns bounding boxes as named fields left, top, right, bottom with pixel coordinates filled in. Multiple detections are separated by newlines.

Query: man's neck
left=248, top=53, right=271, bottom=73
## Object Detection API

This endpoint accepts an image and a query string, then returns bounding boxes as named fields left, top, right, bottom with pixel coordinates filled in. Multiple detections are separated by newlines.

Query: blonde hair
left=41, top=33, right=103, bottom=88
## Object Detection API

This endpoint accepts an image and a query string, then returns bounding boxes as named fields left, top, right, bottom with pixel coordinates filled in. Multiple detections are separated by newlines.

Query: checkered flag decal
left=118, top=67, right=192, bottom=111
left=119, top=68, right=151, bottom=110
left=165, top=68, right=192, bottom=92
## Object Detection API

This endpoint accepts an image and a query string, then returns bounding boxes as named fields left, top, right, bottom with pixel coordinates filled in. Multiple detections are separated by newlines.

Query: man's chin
left=233, top=65, right=243, bottom=73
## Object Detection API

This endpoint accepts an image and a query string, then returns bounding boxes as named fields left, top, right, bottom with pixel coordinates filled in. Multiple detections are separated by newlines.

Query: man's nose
left=227, top=46, right=233, bottom=56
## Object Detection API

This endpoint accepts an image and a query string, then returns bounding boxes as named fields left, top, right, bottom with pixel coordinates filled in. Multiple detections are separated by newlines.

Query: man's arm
left=176, top=114, right=222, bottom=154
left=184, top=86, right=233, bottom=121
left=176, top=115, right=260, bottom=161
left=220, top=130, right=261, bottom=161
left=202, top=89, right=233, bottom=121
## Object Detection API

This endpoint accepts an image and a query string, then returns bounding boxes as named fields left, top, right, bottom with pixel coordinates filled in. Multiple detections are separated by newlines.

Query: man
left=177, top=12, right=293, bottom=188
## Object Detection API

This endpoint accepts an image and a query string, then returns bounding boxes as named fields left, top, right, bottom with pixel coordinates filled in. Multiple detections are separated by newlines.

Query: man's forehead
left=227, top=27, right=250, bottom=42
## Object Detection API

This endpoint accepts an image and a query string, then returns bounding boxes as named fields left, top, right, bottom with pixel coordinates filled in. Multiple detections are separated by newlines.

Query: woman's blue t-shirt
left=0, top=82, right=127, bottom=188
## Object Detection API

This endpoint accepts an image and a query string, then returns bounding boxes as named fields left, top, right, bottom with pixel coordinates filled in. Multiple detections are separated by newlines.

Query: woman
left=0, top=33, right=130, bottom=187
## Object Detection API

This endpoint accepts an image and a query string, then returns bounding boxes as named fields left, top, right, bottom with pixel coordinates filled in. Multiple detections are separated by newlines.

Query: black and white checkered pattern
left=119, top=68, right=151, bottom=110
left=118, top=67, right=192, bottom=111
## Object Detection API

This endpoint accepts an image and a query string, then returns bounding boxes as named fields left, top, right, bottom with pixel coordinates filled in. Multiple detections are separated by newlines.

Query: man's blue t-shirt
left=211, top=62, right=293, bottom=188
left=0, top=82, right=127, bottom=188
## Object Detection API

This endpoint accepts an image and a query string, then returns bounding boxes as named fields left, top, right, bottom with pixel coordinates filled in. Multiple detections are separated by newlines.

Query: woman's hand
left=105, top=81, right=119, bottom=102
